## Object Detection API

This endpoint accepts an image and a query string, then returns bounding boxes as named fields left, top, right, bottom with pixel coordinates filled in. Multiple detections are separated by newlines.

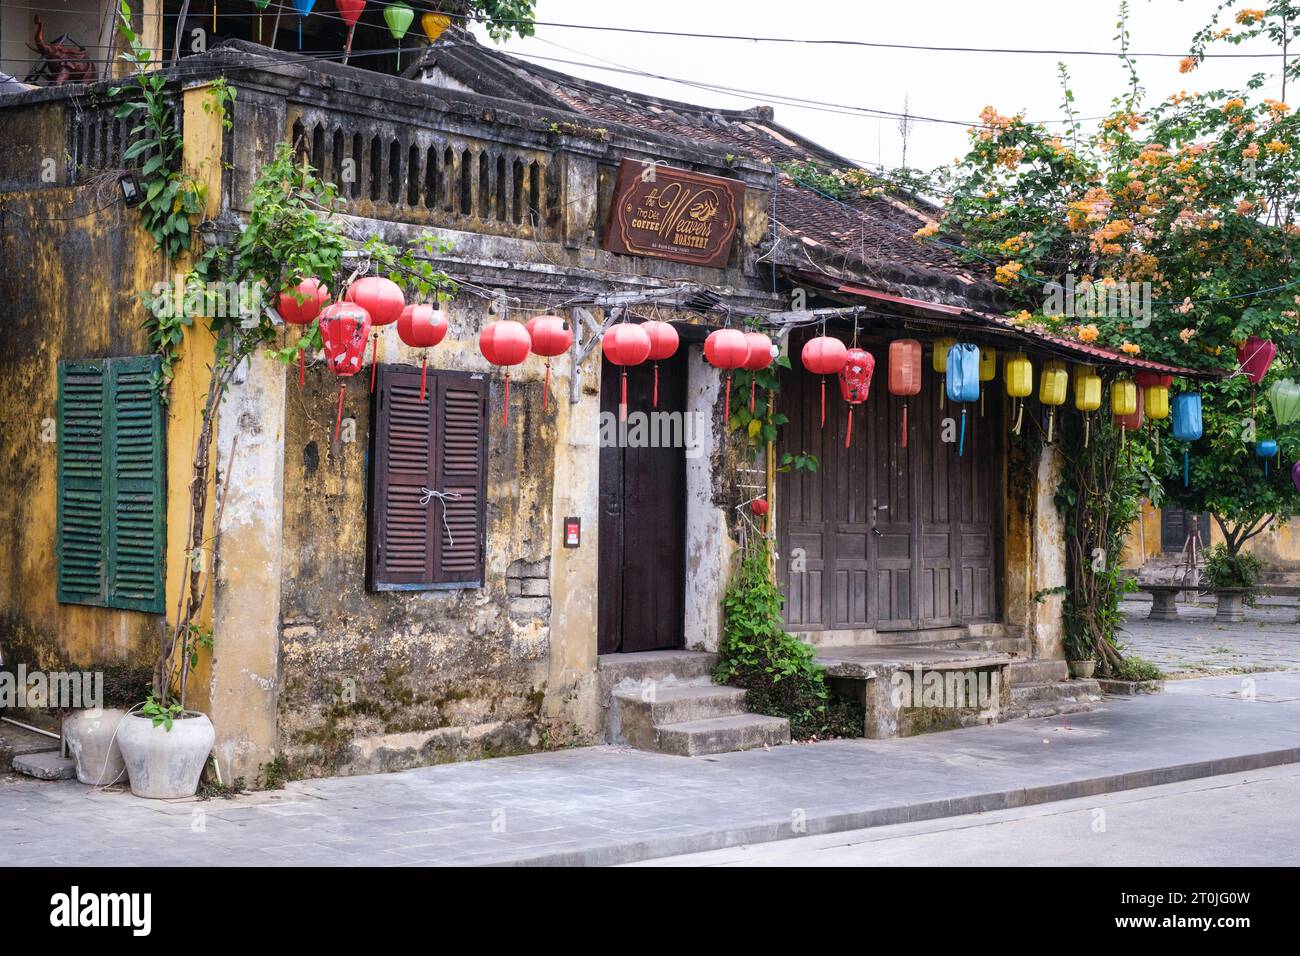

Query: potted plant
left=116, top=695, right=214, bottom=799
left=1063, top=634, right=1096, bottom=679
left=62, top=665, right=150, bottom=787
left=1203, top=544, right=1263, bottom=624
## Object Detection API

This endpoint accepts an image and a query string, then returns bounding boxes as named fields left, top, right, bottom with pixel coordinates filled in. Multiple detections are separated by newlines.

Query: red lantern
left=742, top=331, right=774, bottom=413
left=525, top=314, right=572, bottom=412
left=1116, top=381, right=1145, bottom=450
left=801, top=335, right=848, bottom=428
left=319, top=302, right=372, bottom=441
left=346, top=276, right=406, bottom=392
left=397, top=304, right=449, bottom=401
left=337, top=0, right=365, bottom=62
left=603, top=323, right=652, bottom=420
left=642, top=321, right=679, bottom=407
left=276, top=277, right=330, bottom=388
left=888, top=338, right=922, bottom=448
left=479, top=320, right=532, bottom=425
left=838, top=347, right=875, bottom=449
left=1237, top=336, right=1277, bottom=385
left=749, top=497, right=770, bottom=533
left=704, top=328, right=750, bottom=419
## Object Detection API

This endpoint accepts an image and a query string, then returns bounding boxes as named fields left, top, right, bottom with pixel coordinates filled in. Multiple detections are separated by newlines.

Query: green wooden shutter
left=56, top=361, right=108, bottom=604
left=56, top=356, right=165, bottom=613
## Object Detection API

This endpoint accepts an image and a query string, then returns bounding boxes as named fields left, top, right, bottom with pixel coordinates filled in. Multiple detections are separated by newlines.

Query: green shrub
left=1113, top=655, right=1163, bottom=682
left=715, top=540, right=862, bottom=740
left=1203, top=544, right=1264, bottom=603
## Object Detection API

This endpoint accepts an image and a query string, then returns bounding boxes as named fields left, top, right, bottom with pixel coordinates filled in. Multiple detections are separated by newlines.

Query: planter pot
left=63, top=708, right=127, bottom=786
left=116, top=711, right=214, bottom=799
left=1214, top=588, right=1246, bottom=624
left=1067, top=660, right=1097, bottom=679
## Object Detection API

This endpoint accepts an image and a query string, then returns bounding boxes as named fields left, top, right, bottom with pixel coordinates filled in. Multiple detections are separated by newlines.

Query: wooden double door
left=597, top=350, right=687, bottom=653
left=777, top=336, right=1002, bottom=633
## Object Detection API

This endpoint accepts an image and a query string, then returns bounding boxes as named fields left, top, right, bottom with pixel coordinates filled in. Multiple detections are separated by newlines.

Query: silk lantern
left=750, top=497, right=770, bottom=534
left=397, top=304, right=448, bottom=401
left=1267, top=378, right=1300, bottom=427
left=1238, top=335, right=1277, bottom=417
left=838, top=347, right=875, bottom=449
left=1293, top=460, right=1300, bottom=494
left=1257, top=438, right=1279, bottom=476
left=346, top=276, right=405, bottom=392
left=1116, top=382, right=1144, bottom=448
left=319, top=302, right=371, bottom=440
left=1111, top=377, right=1139, bottom=449
left=802, top=335, right=848, bottom=428
left=1005, top=352, right=1033, bottom=435
left=888, top=338, right=922, bottom=448
left=291, top=0, right=316, bottom=49
left=422, top=11, right=452, bottom=43
left=385, top=2, right=415, bottom=69
left=525, top=314, right=572, bottom=412
left=642, top=321, right=679, bottom=408
left=742, top=331, right=774, bottom=413
left=604, top=323, right=652, bottom=420
left=932, top=336, right=956, bottom=409
left=946, top=343, right=980, bottom=455
left=1074, top=365, right=1102, bottom=447
left=253, top=0, right=270, bottom=43
left=1040, top=360, right=1067, bottom=443
left=480, top=320, right=531, bottom=425
left=978, top=346, right=996, bottom=416
left=338, top=0, right=366, bottom=64
left=1173, top=393, right=1203, bottom=486
left=704, top=328, right=749, bottom=421
left=277, top=277, right=329, bottom=387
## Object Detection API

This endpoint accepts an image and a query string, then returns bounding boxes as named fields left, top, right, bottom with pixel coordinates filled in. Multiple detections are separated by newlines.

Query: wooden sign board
left=604, top=159, right=743, bottom=269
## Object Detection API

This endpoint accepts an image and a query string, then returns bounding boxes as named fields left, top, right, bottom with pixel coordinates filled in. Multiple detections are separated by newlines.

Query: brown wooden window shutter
left=369, top=365, right=487, bottom=591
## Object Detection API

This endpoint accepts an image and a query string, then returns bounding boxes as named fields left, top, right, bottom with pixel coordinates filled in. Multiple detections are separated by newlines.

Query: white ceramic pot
left=116, top=711, right=214, bottom=799
left=63, top=708, right=128, bottom=786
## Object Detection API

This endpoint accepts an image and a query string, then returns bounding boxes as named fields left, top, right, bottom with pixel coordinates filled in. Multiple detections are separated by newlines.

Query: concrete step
left=952, top=636, right=1032, bottom=655
left=598, top=651, right=718, bottom=697
left=653, top=713, right=791, bottom=757
left=1007, top=659, right=1070, bottom=685
left=0, top=720, right=60, bottom=772
left=11, top=751, right=76, bottom=781
left=1011, top=697, right=1098, bottom=720
left=1006, top=679, right=1100, bottom=721
left=612, top=681, right=748, bottom=727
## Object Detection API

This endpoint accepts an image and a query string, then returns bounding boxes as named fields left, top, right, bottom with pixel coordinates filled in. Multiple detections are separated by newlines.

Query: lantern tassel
left=750, top=377, right=757, bottom=414
left=980, top=389, right=985, bottom=417
left=845, top=407, right=853, bottom=449
left=544, top=361, right=551, bottom=412
left=724, top=375, right=732, bottom=423
left=902, top=400, right=908, bottom=449
left=298, top=16, right=302, bottom=50
left=820, top=378, right=826, bottom=428
left=1047, top=408, right=1055, bottom=444
left=420, top=354, right=428, bottom=402
left=653, top=363, right=660, bottom=408
left=958, top=407, right=967, bottom=456
left=298, top=346, right=305, bottom=388
left=370, top=335, right=379, bottom=392
left=344, top=25, right=356, bottom=65
left=333, top=384, right=345, bottom=442
left=1084, top=414, right=1090, bottom=448
left=213, top=2, right=217, bottom=32
left=1184, top=448, right=1190, bottom=487
left=620, top=368, right=628, bottom=422
left=503, top=371, right=511, bottom=426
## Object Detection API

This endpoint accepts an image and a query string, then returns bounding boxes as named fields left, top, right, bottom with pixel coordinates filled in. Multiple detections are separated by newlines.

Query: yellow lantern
left=1074, top=366, right=1102, bottom=412
left=422, top=11, right=452, bottom=43
left=1111, top=378, right=1138, bottom=417
left=1145, top=385, right=1170, bottom=421
left=1005, top=352, right=1033, bottom=398
left=933, top=337, right=956, bottom=408
left=1040, top=360, right=1068, bottom=443
left=978, top=346, right=996, bottom=415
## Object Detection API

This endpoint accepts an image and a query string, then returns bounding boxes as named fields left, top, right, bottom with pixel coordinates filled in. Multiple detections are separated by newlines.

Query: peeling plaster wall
left=1031, top=445, right=1067, bottom=659
left=684, top=346, right=733, bottom=652
left=275, top=299, right=561, bottom=778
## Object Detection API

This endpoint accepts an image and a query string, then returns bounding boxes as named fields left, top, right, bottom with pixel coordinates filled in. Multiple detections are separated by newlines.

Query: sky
left=469, top=0, right=1290, bottom=173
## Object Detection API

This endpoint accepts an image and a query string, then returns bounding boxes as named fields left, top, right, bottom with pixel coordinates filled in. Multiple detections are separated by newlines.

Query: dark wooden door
left=1161, top=508, right=1210, bottom=553
left=597, top=349, right=687, bottom=653
left=777, top=333, right=1001, bottom=633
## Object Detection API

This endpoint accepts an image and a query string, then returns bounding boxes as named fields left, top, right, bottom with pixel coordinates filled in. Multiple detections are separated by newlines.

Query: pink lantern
left=525, top=314, right=573, bottom=412
left=346, top=276, right=405, bottom=392
left=480, top=320, right=532, bottom=425
left=396, top=304, right=449, bottom=401
left=337, top=0, right=365, bottom=63
left=838, top=347, right=875, bottom=449
left=1237, top=336, right=1277, bottom=385
left=801, top=335, right=848, bottom=428
left=603, top=323, right=652, bottom=420
left=276, top=277, right=329, bottom=387
left=704, top=328, right=749, bottom=418
left=642, top=321, right=680, bottom=407
left=319, top=302, right=372, bottom=440
left=742, top=331, right=774, bottom=413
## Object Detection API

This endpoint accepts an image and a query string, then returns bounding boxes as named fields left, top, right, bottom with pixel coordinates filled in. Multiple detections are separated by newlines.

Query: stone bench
left=1137, top=583, right=1184, bottom=621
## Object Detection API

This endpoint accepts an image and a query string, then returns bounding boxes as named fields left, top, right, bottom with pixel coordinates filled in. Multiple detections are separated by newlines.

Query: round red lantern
left=397, top=304, right=449, bottom=401
left=838, top=347, right=875, bottom=449
left=749, top=497, right=770, bottom=533
left=801, top=335, right=848, bottom=428
left=480, top=320, right=532, bottom=425
left=603, top=323, right=652, bottom=419
left=642, top=321, right=680, bottom=407
left=319, top=302, right=372, bottom=441
left=276, top=277, right=330, bottom=387
left=346, top=276, right=406, bottom=392
left=742, top=331, right=774, bottom=413
left=704, top=328, right=749, bottom=418
left=525, top=314, right=573, bottom=412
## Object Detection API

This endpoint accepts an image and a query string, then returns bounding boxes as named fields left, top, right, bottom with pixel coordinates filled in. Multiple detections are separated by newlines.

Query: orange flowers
left=1077, top=324, right=1100, bottom=343
left=1236, top=8, right=1266, bottom=25
left=995, top=261, right=1024, bottom=285
left=1179, top=56, right=1197, bottom=74
left=1120, top=342, right=1142, bottom=355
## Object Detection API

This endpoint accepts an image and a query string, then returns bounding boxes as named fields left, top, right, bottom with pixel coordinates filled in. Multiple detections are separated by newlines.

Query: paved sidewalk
left=3, top=672, right=1299, bottom=867
left=1118, top=595, right=1300, bottom=676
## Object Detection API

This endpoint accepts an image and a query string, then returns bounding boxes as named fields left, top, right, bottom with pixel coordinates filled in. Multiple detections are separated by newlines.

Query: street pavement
left=2, top=671, right=1300, bottom=866
left=1117, top=595, right=1300, bottom=676
left=636, top=763, right=1300, bottom=866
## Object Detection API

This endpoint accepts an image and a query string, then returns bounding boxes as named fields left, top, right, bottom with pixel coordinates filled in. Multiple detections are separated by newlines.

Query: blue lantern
left=1257, top=438, right=1279, bottom=476
left=946, top=343, right=980, bottom=455
left=292, top=0, right=316, bottom=49
left=1172, top=393, right=1203, bottom=486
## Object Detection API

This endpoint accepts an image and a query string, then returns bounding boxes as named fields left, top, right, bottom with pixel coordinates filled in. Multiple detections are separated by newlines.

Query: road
left=634, top=764, right=1300, bottom=866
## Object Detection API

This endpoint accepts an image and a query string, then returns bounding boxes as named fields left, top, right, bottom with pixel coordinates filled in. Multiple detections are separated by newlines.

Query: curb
left=491, top=745, right=1300, bottom=866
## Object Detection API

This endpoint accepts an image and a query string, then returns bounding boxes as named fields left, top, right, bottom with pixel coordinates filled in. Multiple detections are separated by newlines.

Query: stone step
left=951, top=636, right=1032, bottom=655
left=1007, top=659, right=1070, bottom=684
left=598, top=651, right=718, bottom=696
left=1009, top=697, right=1098, bottom=721
left=652, top=713, right=791, bottom=757
left=612, top=681, right=748, bottom=727
left=1011, top=679, right=1101, bottom=705
left=11, top=751, right=76, bottom=781
left=0, top=720, right=60, bottom=772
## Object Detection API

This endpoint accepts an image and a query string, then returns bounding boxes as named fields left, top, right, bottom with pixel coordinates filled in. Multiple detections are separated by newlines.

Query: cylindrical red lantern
left=603, top=323, right=652, bottom=420
left=319, top=302, right=372, bottom=441
left=704, top=328, right=749, bottom=419
left=525, top=314, right=572, bottom=412
left=888, top=338, right=922, bottom=448
left=397, top=304, right=449, bottom=401
left=801, top=335, right=848, bottom=428
left=838, top=347, right=875, bottom=449
left=480, top=320, right=532, bottom=425
left=277, top=277, right=330, bottom=388
left=347, top=276, right=406, bottom=392
left=742, top=331, right=774, bottom=413
left=642, top=321, right=679, bottom=408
